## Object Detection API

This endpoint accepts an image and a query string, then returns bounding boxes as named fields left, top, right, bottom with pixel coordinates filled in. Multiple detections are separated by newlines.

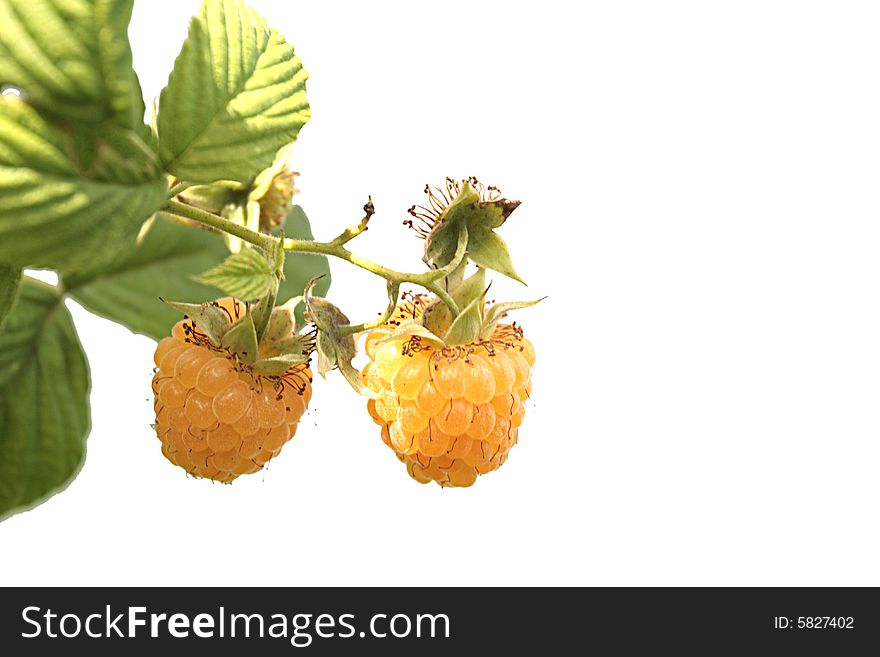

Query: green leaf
left=467, top=226, right=525, bottom=285
left=63, top=206, right=330, bottom=340
left=0, top=97, right=167, bottom=271
left=0, top=278, right=90, bottom=520
left=481, top=298, right=545, bottom=341
left=157, top=0, right=310, bottom=183
left=221, top=311, right=259, bottom=364
left=193, top=247, right=274, bottom=300
left=0, top=0, right=146, bottom=130
left=0, top=265, right=21, bottom=329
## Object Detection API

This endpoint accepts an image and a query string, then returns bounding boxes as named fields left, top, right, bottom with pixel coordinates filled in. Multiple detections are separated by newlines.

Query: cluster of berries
left=150, top=178, right=538, bottom=489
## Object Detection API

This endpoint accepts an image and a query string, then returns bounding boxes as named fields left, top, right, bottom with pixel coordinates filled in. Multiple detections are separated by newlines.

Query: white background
left=2, top=0, right=879, bottom=586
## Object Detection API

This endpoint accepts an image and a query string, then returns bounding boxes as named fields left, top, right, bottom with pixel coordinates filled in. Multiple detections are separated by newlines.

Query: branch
left=163, top=199, right=277, bottom=252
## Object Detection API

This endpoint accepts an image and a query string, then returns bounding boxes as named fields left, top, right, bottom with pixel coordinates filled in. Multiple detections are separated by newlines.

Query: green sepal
left=192, top=247, right=274, bottom=301
left=271, top=334, right=314, bottom=357
left=452, top=267, right=488, bottom=308
left=251, top=352, right=310, bottom=376
left=161, top=299, right=231, bottom=345
left=315, top=331, right=336, bottom=379
left=478, top=197, right=521, bottom=229
left=467, top=227, right=524, bottom=285
left=424, top=183, right=479, bottom=269
left=304, top=278, right=368, bottom=395
left=257, top=297, right=313, bottom=363
left=421, top=300, right=451, bottom=341
left=251, top=274, right=281, bottom=345
left=377, top=319, right=446, bottom=351
left=432, top=223, right=469, bottom=278
left=444, top=289, right=487, bottom=346
left=262, top=296, right=302, bottom=346
left=442, top=255, right=468, bottom=291
left=220, top=312, right=259, bottom=364
left=423, top=267, right=486, bottom=338
left=481, top=298, right=546, bottom=340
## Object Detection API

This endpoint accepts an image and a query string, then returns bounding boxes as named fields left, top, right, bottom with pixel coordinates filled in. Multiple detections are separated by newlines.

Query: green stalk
left=162, top=199, right=461, bottom=317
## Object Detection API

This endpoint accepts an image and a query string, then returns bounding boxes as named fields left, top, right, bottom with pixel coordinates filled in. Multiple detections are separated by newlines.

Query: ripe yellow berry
left=255, top=387, right=287, bottom=428
left=205, top=423, right=240, bottom=452
left=520, top=337, right=536, bottom=367
left=152, top=297, right=312, bottom=483
left=390, top=421, right=419, bottom=454
left=506, top=349, right=531, bottom=389
left=417, top=425, right=449, bottom=457
left=465, top=403, right=496, bottom=441
left=414, top=380, right=445, bottom=416
left=158, top=343, right=189, bottom=374
left=485, top=350, right=515, bottom=394
left=184, top=391, right=216, bottom=429
left=154, top=337, right=179, bottom=366
left=461, top=354, right=495, bottom=404
left=157, top=378, right=188, bottom=409
left=374, top=341, right=409, bottom=381
left=364, top=328, right=392, bottom=359
left=433, top=398, right=474, bottom=436
left=232, top=401, right=262, bottom=436
left=212, top=380, right=251, bottom=424
left=397, top=400, right=429, bottom=434
left=374, top=389, right=399, bottom=423
left=360, top=320, right=535, bottom=487
left=196, top=357, right=238, bottom=396
left=432, top=356, right=466, bottom=399
left=391, top=357, right=429, bottom=400
left=361, top=361, right=383, bottom=394
left=175, top=348, right=213, bottom=389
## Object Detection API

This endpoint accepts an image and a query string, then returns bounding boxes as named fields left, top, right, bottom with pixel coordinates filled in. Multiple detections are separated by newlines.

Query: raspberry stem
left=165, top=199, right=279, bottom=253
left=162, top=197, right=462, bottom=319
left=167, top=180, right=195, bottom=198
left=337, top=281, right=400, bottom=336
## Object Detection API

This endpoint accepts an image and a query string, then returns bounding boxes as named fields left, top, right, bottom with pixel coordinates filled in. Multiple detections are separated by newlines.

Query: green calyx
left=162, top=295, right=311, bottom=372
left=415, top=177, right=524, bottom=285
left=417, top=265, right=544, bottom=347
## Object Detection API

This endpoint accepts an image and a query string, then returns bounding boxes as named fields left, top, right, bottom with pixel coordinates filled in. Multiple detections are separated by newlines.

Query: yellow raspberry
left=152, top=297, right=312, bottom=483
left=362, top=319, right=535, bottom=488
